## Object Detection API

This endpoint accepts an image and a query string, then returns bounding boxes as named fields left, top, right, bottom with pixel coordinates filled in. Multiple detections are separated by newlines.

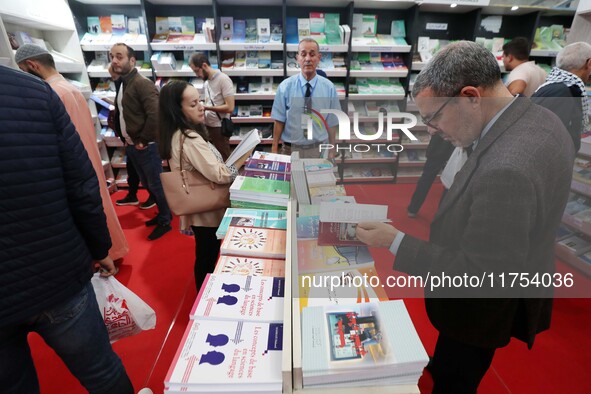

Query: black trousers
left=126, top=158, right=139, bottom=196
left=408, top=134, right=454, bottom=214
left=430, top=334, right=496, bottom=394
left=191, top=226, right=222, bottom=291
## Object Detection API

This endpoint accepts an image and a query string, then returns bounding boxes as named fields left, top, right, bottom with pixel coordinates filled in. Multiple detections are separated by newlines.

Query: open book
left=225, top=128, right=260, bottom=166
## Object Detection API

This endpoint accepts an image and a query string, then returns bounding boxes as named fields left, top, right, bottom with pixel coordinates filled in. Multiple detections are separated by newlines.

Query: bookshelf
left=0, top=0, right=120, bottom=189
left=34, top=0, right=578, bottom=186
left=556, top=150, right=591, bottom=278
left=551, top=0, right=591, bottom=278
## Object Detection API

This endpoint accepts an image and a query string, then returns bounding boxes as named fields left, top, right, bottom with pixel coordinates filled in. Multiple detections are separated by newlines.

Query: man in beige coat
left=16, top=44, right=129, bottom=262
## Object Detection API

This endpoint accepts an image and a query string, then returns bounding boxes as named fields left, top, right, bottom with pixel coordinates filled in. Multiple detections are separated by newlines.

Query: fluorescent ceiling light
left=511, top=5, right=519, bottom=11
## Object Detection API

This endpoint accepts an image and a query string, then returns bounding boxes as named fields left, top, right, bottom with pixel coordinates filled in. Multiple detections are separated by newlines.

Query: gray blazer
left=396, top=98, right=574, bottom=348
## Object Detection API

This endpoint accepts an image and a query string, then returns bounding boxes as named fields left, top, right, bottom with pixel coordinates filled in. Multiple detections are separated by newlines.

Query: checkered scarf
left=537, top=67, right=590, bottom=130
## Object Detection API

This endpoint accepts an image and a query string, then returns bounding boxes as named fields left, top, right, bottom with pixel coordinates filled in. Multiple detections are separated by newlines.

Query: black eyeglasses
left=421, top=96, right=456, bottom=129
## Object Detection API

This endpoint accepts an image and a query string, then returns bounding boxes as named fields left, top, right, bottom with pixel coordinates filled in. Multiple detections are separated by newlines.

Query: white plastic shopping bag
left=91, top=273, right=156, bottom=342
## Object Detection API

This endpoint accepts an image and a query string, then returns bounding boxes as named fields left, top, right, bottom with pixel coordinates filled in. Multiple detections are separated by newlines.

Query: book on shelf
left=233, top=20, right=246, bottom=43
left=298, top=18, right=311, bottom=39
left=579, top=250, right=591, bottom=265
left=558, top=235, right=591, bottom=255
left=286, top=17, right=298, bottom=44
left=190, top=274, right=284, bottom=322
left=221, top=226, right=287, bottom=259
left=309, top=12, right=325, bottom=34
left=555, top=224, right=575, bottom=241
left=111, top=14, right=126, bottom=35
left=220, top=16, right=233, bottom=41
left=301, top=300, right=429, bottom=387
left=297, top=239, right=374, bottom=274
left=87, top=16, right=101, bottom=35
left=99, top=16, right=112, bottom=33
left=214, top=255, right=285, bottom=277
left=164, top=319, right=283, bottom=393
left=296, top=215, right=320, bottom=239
left=216, top=207, right=287, bottom=240
left=298, top=267, right=389, bottom=311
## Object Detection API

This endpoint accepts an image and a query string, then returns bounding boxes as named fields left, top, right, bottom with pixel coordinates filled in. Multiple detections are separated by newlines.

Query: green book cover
left=230, top=200, right=287, bottom=210
left=232, top=176, right=290, bottom=197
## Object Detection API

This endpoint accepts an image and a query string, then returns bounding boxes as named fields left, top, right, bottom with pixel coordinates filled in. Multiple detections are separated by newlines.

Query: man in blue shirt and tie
left=271, top=38, right=341, bottom=158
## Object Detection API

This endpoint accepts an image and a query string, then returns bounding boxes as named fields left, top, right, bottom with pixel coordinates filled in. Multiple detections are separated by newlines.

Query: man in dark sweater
left=532, top=42, right=591, bottom=152
left=0, top=65, right=133, bottom=393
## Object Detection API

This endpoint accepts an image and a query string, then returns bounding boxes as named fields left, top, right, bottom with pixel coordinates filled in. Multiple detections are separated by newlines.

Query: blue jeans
left=126, top=143, right=171, bottom=225
left=0, top=282, right=133, bottom=394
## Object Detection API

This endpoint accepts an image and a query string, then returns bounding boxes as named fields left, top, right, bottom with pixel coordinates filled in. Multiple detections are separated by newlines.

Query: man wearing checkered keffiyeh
left=532, top=42, right=591, bottom=153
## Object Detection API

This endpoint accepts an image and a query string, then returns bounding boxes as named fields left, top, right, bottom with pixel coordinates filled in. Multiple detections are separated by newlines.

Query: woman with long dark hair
left=159, top=80, right=249, bottom=289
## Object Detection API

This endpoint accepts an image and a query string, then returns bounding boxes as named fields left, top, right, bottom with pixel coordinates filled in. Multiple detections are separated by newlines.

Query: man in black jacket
left=0, top=65, right=133, bottom=394
left=532, top=42, right=591, bottom=152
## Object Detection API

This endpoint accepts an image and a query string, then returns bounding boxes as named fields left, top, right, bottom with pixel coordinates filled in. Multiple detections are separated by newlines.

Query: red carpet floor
left=28, top=185, right=591, bottom=393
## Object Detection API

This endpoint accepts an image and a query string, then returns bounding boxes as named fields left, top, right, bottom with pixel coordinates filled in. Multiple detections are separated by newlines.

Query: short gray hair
left=298, top=38, right=320, bottom=53
left=412, top=41, right=501, bottom=97
left=556, top=42, right=591, bottom=71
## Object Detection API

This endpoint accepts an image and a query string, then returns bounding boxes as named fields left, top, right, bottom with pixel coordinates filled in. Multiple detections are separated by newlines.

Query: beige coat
left=48, top=74, right=129, bottom=260
left=170, top=130, right=236, bottom=228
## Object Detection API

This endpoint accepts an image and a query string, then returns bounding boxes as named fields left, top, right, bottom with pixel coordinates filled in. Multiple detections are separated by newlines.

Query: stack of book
left=165, top=206, right=288, bottom=392
left=190, top=274, right=284, bottom=322
left=301, top=300, right=429, bottom=388
left=304, top=159, right=337, bottom=188
left=242, top=151, right=291, bottom=181
left=164, top=318, right=283, bottom=393
left=230, top=176, right=290, bottom=210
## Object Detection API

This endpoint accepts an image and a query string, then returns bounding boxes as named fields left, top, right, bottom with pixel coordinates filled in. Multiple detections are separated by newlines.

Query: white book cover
left=319, top=202, right=388, bottom=223
left=257, top=18, right=270, bottom=38
left=352, top=13, right=363, bottom=37
left=164, top=319, right=283, bottom=392
left=221, top=16, right=234, bottom=41
left=190, top=274, right=284, bottom=322
left=298, top=18, right=311, bottom=39
left=214, top=255, right=286, bottom=277
left=298, top=267, right=388, bottom=311
left=226, top=128, right=260, bottom=166
left=251, top=151, right=291, bottom=163
left=221, top=226, right=287, bottom=259
left=301, top=300, right=428, bottom=386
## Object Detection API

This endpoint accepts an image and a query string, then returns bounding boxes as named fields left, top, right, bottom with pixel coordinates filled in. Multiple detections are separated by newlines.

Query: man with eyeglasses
left=271, top=38, right=340, bottom=158
left=356, top=41, right=574, bottom=392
